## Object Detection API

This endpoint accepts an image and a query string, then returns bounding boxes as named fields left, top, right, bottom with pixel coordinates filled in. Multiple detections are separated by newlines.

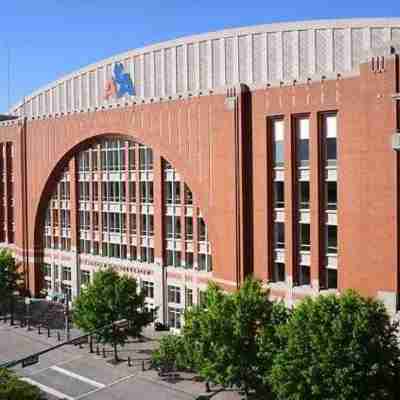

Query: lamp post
left=64, top=289, right=71, bottom=342
left=25, top=297, right=31, bottom=331
left=10, top=290, right=19, bottom=326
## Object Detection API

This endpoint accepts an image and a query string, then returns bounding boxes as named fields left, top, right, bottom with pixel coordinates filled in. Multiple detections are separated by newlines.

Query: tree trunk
left=113, top=341, right=119, bottom=363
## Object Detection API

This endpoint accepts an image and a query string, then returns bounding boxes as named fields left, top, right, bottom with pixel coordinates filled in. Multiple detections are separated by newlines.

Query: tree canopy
left=0, top=368, right=44, bottom=400
left=73, top=268, right=154, bottom=362
left=270, top=290, right=400, bottom=400
left=0, top=250, right=22, bottom=301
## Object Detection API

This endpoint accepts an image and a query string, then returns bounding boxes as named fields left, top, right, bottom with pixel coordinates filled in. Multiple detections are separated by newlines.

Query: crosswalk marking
left=51, top=365, right=106, bottom=389
left=21, top=377, right=74, bottom=400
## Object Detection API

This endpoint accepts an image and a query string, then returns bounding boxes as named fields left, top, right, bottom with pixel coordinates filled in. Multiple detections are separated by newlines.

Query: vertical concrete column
left=97, top=144, right=103, bottom=257
left=265, top=119, right=274, bottom=282
left=310, top=113, right=322, bottom=290
left=135, top=144, right=142, bottom=260
left=125, top=142, right=131, bottom=258
left=181, top=182, right=187, bottom=268
left=193, top=207, right=199, bottom=271
left=153, top=151, right=163, bottom=264
left=69, top=157, right=80, bottom=298
left=284, top=115, right=297, bottom=289
left=3, top=144, right=9, bottom=243
left=88, top=149, right=94, bottom=252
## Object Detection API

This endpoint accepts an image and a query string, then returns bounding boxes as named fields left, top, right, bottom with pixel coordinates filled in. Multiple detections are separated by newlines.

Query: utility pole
left=6, top=42, right=11, bottom=112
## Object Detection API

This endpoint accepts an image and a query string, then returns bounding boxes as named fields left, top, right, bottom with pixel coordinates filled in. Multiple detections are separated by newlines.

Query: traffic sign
left=22, top=355, right=39, bottom=368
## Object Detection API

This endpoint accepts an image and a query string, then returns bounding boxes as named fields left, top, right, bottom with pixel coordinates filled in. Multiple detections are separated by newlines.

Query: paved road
left=0, top=323, right=240, bottom=400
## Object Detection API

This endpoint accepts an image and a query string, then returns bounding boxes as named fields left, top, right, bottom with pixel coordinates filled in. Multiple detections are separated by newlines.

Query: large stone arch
left=24, top=95, right=246, bottom=295
left=32, top=130, right=214, bottom=297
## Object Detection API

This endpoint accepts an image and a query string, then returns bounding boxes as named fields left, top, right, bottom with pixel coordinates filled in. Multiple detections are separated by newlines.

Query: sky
left=0, top=0, right=399, bottom=113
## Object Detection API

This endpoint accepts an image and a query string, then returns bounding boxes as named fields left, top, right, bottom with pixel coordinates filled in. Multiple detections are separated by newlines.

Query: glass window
left=324, top=114, right=337, bottom=164
left=327, top=268, right=338, bottom=289
left=185, top=252, right=194, bottom=269
left=273, top=262, right=285, bottom=282
left=299, top=181, right=310, bottom=209
left=168, top=285, right=181, bottom=304
left=274, top=181, right=284, bottom=208
left=272, top=119, right=284, bottom=167
left=326, top=181, right=337, bottom=210
left=142, top=281, right=154, bottom=298
left=42, top=263, right=51, bottom=278
left=130, top=246, right=137, bottom=260
left=62, top=266, right=72, bottom=281
left=297, top=118, right=310, bottom=166
left=185, top=217, right=193, bottom=240
left=274, top=222, right=285, bottom=249
left=198, top=218, right=206, bottom=241
left=299, top=223, right=310, bottom=251
left=327, top=225, right=337, bottom=254
left=168, top=307, right=182, bottom=329
left=186, top=288, right=193, bottom=307
left=184, top=184, right=193, bottom=205
left=81, top=271, right=90, bottom=286
left=299, top=265, right=310, bottom=285
left=129, top=181, right=136, bottom=203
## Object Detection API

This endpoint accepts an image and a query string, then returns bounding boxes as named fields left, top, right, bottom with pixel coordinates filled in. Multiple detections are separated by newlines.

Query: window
left=185, top=217, right=193, bottom=240
left=326, top=268, right=338, bottom=289
left=142, top=281, right=154, bottom=298
left=166, top=216, right=181, bottom=239
left=93, top=212, right=99, bottom=230
left=93, top=241, right=99, bottom=255
left=168, top=285, right=181, bottom=304
left=299, top=265, right=310, bottom=285
left=61, top=238, right=71, bottom=251
left=186, top=288, right=193, bottom=307
left=327, top=225, right=337, bottom=254
left=185, top=252, right=194, bottom=269
left=168, top=307, right=182, bottom=329
left=81, top=271, right=90, bottom=286
left=323, top=114, right=337, bottom=165
left=62, top=266, right=72, bottom=281
left=326, top=181, right=337, bottom=210
left=274, top=222, right=285, bottom=249
left=140, top=246, right=147, bottom=262
left=129, top=181, right=136, bottom=202
left=92, top=182, right=98, bottom=201
left=198, top=291, right=207, bottom=307
left=273, top=262, right=285, bottom=282
left=272, top=119, right=284, bottom=167
left=297, top=117, right=310, bottom=166
left=198, top=254, right=212, bottom=272
left=129, top=214, right=137, bottom=234
left=128, top=146, right=136, bottom=170
left=184, top=185, right=193, bottom=205
left=42, top=263, right=51, bottom=278
left=54, top=265, right=59, bottom=280
left=198, top=218, right=206, bottom=241
left=130, top=246, right=137, bottom=260
left=299, top=181, right=310, bottom=209
left=274, top=181, right=284, bottom=208
left=299, top=223, right=310, bottom=251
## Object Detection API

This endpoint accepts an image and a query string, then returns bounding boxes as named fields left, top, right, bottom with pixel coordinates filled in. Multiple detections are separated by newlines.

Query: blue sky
left=0, top=1, right=398, bottom=113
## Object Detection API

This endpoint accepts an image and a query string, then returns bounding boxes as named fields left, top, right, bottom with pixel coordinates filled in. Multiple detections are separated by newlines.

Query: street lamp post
left=25, top=297, right=31, bottom=331
left=64, top=291, right=70, bottom=341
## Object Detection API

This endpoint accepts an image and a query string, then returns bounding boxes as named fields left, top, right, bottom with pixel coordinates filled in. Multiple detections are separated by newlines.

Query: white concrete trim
left=21, top=377, right=74, bottom=400
left=50, top=366, right=106, bottom=389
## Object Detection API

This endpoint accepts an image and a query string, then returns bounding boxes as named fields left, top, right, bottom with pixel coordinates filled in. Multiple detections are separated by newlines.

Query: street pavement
left=0, top=322, right=241, bottom=400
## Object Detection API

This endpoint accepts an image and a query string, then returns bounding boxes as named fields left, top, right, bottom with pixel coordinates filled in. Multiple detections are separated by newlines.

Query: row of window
left=274, top=180, right=337, bottom=210
left=272, top=114, right=337, bottom=168
left=271, top=113, right=338, bottom=289
left=78, top=141, right=153, bottom=172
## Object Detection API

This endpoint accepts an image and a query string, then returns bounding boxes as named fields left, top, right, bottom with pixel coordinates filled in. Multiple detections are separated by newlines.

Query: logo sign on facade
left=104, top=62, right=135, bottom=100
left=22, top=354, right=39, bottom=368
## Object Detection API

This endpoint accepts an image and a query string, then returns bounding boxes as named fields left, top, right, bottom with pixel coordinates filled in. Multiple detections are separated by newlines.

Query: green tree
left=73, top=268, right=154, bottom=362
left=0, top=250, right=23, bottom=315
left=183, top=278, right=278, bottom=397
left=0, top=368, right=44, bottom=400
left=0, top=250, right=22, bottom=298
left=270, top=290, right=400, bottom=400
left=151, top=334, right=192, bottom=372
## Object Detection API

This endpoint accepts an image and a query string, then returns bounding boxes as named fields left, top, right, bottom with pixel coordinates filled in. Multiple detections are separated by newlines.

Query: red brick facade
left=1, top=51, right=399, bottom=314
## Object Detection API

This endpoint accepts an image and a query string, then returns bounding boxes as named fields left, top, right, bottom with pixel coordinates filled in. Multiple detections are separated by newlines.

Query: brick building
left=1, top=18, right=400, bottom=324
